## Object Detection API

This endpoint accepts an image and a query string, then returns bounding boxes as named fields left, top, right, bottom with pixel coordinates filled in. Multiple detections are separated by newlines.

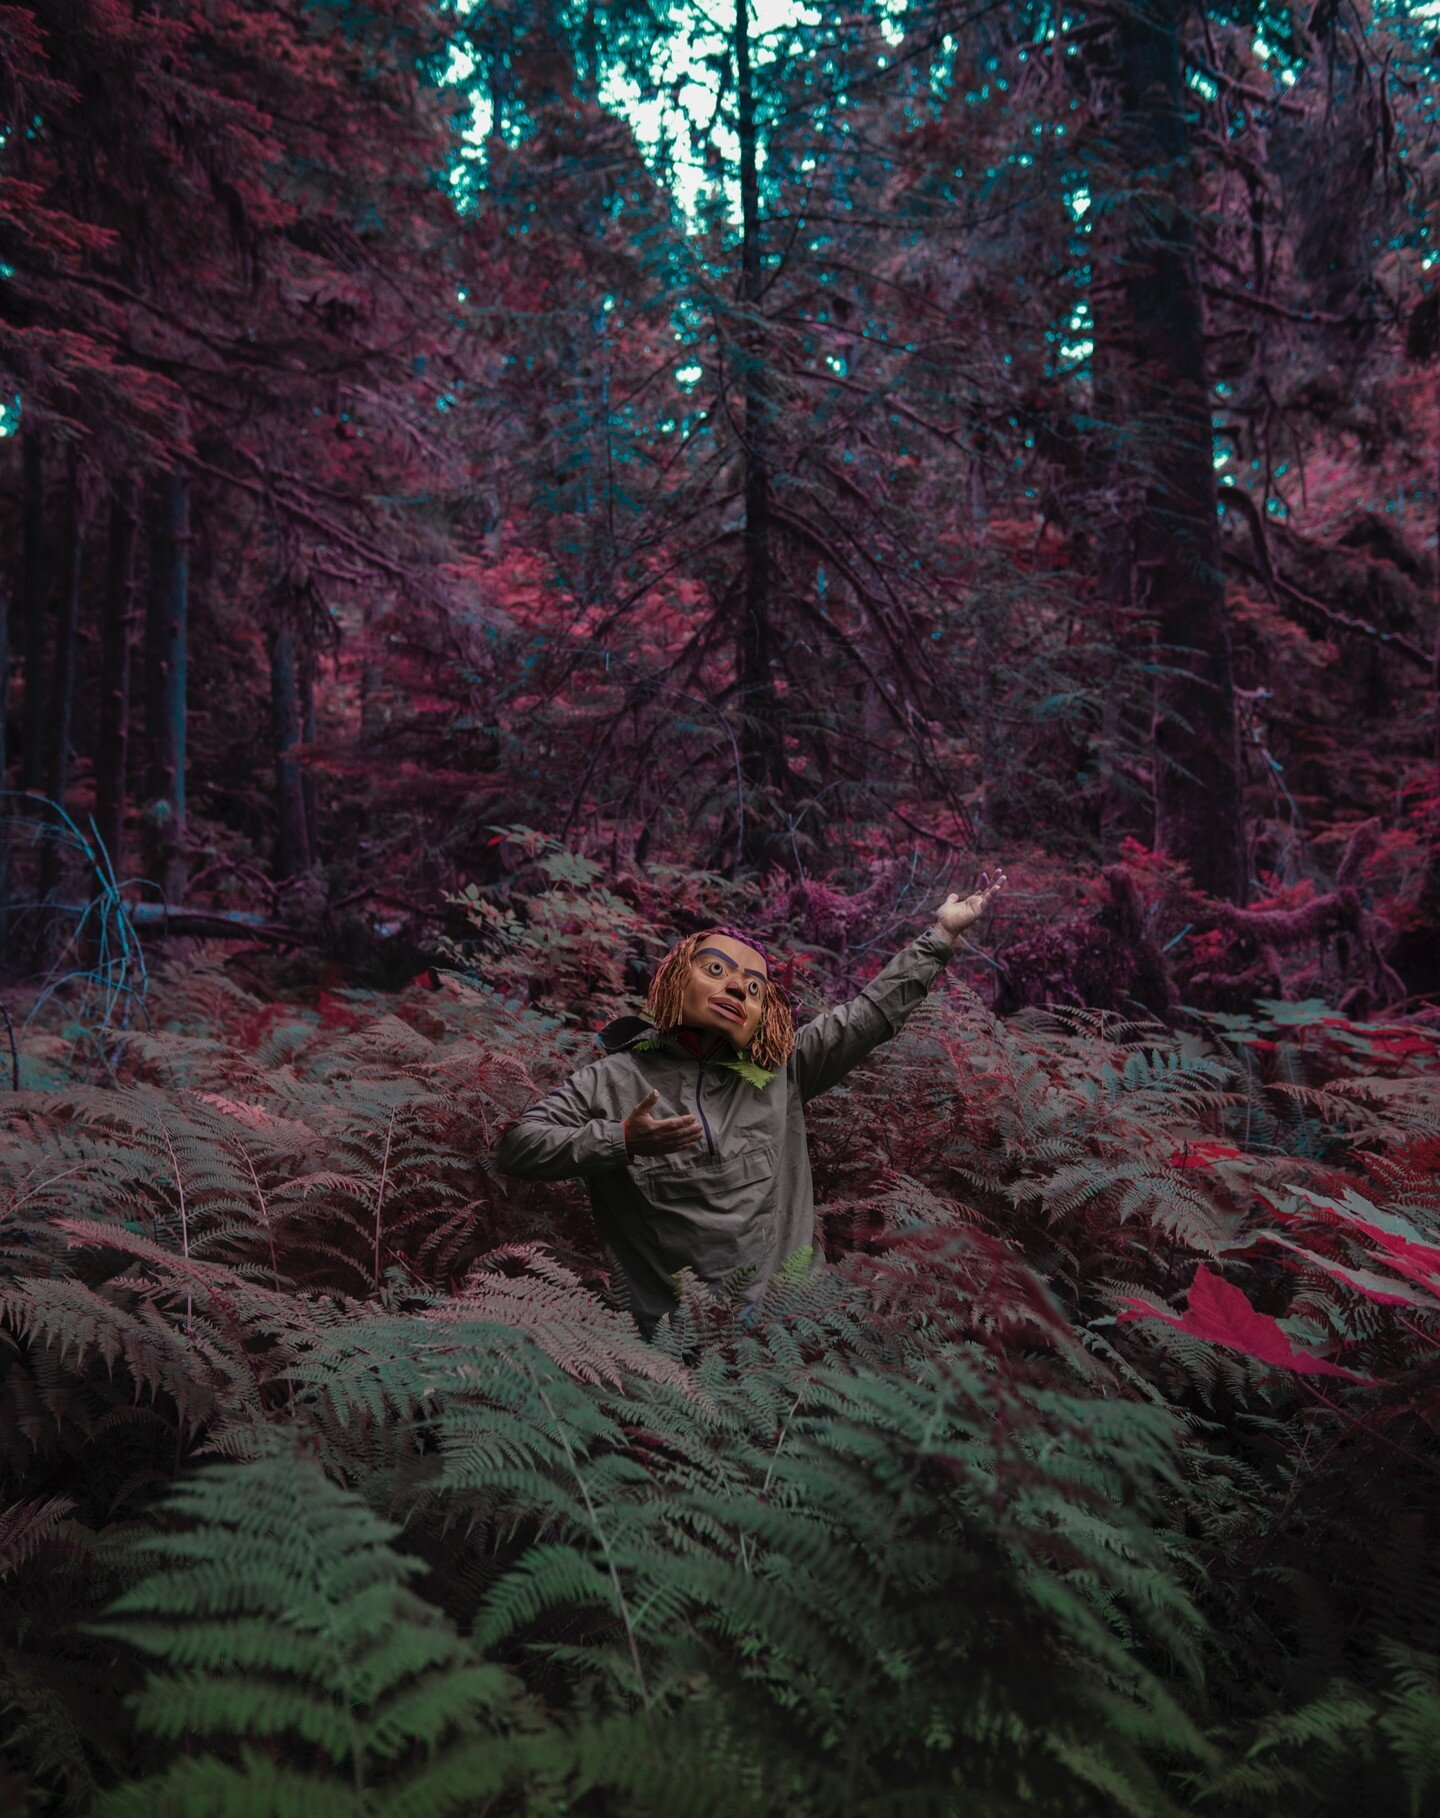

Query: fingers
left=627, top=1097, right=703, bottom=1156
left=649, top=1113, right=701, bottom=1136
left=962, top=870, right=1007, bottom=905
left=635, top=1119, right=703, bottom=1155
left=651, top=1127, right=704, bottom=1153
left=629, top=1090, right=699, bottom=1139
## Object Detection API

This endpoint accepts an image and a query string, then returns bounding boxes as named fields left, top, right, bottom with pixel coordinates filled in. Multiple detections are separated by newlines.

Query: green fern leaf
left=91, top=1439, right=520, bottom=1814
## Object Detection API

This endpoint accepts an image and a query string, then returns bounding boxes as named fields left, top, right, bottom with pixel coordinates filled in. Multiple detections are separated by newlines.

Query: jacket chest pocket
left=633, top=1141, right=776, bottom=1220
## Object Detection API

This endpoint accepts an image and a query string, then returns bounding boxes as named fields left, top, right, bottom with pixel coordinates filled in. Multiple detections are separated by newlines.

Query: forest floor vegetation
left=1, top=856, right=1438, bottom=1815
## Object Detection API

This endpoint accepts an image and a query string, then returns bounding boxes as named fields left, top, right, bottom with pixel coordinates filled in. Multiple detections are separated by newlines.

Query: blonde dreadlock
left=645, top=930, right=795, bottom=1070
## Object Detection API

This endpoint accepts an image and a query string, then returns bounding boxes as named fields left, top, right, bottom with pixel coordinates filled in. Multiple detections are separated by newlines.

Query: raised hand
left=623, top=1088, right=704, bottom=1159
left=932, top=868, right=1007, bottom=944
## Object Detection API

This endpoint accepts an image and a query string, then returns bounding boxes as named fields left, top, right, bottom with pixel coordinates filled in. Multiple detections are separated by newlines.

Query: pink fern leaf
left=1265, top=1233, right=1440, bottom=1309
left=1278, top=1187, right=1440, bottom=1297
left=428, top=1247, right=696, bottom=1391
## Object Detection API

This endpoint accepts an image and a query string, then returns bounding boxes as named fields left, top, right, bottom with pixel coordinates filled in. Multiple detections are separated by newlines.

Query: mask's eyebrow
left=696, top=946, right=767, bottom=981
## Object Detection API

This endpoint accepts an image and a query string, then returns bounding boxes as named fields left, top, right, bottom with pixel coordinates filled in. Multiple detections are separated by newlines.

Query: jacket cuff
left=599, top=1118, right=631, bottom=1170
left=914, top=927, right=956, bottom=965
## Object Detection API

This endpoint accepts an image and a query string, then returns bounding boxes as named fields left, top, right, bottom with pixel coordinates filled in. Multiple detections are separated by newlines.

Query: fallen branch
left=1201, top=282, right=1380, bottom=330
left=1220, top=505, right=1431, bottom=673
left=1209, top=889, right=1365, bottom=948
left=326, top=886, right=440, bottom=919
left=46, top=904, right=306, bottom=947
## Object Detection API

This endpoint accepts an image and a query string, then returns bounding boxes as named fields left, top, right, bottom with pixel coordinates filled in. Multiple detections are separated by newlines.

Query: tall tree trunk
left=967, top=454, right=996, bottom=847
left=94, top=477, right=140, bottom=884
left=300, top=642, right=319, bottom=865
left=1391, top=352, right=1440, bottom=994
left=143, top=465, right=189, bottom=905
left=1094, top=521, right=1150, bottom=859
left=18, top=428, right=47, bottom=794
left=1085, top=296, right=1153, bottom=859
left=268, top=620, right=312, bottom=881
left=4, top=429, right=45, bottom=940
left=1423, top=360, right=1440, bottom=965
left=360, top=594, right=385, bottom=746
left=0, top=572, right=9, bottom=924
left=1110, top=0, right=1245, bottom=903
left=36, top=454, right=85, bottom=916
left=734, top=0, right=783, bottom=869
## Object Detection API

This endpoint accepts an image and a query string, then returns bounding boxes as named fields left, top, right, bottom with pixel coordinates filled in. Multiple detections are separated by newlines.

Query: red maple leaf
left=1118, top=1266, right=1366, bottom=1381
left=1366, top=1031, right=1437, bottom=1060
left=1167, top=1140, right=1243, bottom=1169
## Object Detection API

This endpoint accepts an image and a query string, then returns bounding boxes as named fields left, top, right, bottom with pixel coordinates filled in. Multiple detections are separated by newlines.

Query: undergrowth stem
left=159, top=1120, right=191, bottom=1337
left=373, top=1107, right=396, bottom=1296
left=739, top=1388, right=804, bottom=1576
left=532, top=1372, right=651, bottom=1720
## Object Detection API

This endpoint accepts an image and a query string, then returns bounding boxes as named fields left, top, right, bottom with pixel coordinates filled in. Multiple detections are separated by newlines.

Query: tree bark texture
left=1428, top=353, right=1439, bottom=771
left=0, top=571, right=8, bottom=919
left=268, top=620, right=312, bottom=881
left=94, top=478, right=140, bottom=884
left=37, top=453, right=85, bottom=914
left=17, top=429, right=46, bottom=795
left=1084, top=261, right=1155, bottom=860
left=1111, top=0, right=1246, bottom=903
left=301, top=646, right=319, bottom=863
left=1390, top=354, right=1440, bottom=994
left=734, top=0, right=784, bottom=869
left=143, top=465, right=189, bottom=904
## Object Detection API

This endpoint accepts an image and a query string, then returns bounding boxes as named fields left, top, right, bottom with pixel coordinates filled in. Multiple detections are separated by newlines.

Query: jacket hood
left=597, top=1014, right=657, bottom=1055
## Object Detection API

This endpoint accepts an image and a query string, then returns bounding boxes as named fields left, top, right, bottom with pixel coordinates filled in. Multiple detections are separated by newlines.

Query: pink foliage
left=1119, top=1265, right=1367, bottom=1381
left=1167, top=1140, right=1243, bottom=1169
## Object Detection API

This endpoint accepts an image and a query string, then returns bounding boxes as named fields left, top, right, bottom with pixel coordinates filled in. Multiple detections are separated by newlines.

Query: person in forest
left=496, top=872, right=1006, bottom=1333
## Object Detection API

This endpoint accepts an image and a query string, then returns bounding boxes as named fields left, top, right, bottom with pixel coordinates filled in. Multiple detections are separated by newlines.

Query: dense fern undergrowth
left=2, top=920, right=1439, bottom=1815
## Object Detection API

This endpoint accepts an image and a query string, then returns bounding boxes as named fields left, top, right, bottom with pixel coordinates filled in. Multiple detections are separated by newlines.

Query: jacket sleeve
left=789, top=929, right=954, bottom=1103
left=495, top=1063, right=630, bottom=1180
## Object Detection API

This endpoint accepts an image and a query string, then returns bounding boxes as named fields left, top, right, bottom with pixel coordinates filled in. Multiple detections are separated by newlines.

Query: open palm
left=933, top=869, right=1006, bottom=941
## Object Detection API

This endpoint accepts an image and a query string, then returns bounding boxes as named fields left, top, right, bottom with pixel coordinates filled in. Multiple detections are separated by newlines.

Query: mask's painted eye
left=748, top=980, right=761, bottom=997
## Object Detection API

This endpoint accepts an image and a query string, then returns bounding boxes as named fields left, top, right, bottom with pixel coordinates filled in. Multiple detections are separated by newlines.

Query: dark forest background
left=1, top=0, right=1436, bottom=992
left=1, top=0, right=1438, bottom=1812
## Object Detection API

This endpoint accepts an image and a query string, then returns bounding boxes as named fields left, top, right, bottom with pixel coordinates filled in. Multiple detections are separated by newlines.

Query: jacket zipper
left=695, top=1060, right=716, bottom=1155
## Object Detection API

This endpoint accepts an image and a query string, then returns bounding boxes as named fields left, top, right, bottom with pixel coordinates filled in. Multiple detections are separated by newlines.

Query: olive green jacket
left=495, top=929, right=955, bottom=1325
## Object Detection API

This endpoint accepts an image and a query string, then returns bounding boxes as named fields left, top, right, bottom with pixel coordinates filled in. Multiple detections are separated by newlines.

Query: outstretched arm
left=789, top=874, right=1005, bottom=1103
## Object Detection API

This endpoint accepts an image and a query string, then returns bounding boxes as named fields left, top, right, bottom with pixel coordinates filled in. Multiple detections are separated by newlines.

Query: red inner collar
left=676, top=1027, right=730, bottom=1060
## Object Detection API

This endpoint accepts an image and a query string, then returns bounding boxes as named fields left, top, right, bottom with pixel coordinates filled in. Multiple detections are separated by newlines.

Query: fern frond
left=1375, top=1643, right=1440, bottom=1817
left=90, top=1439, right=519, bottom=1814
left=0, top=1494, right=77, bottom=1579
left=2, top=1277, right=217, bottom=1427
left=432, top=1248, right=693, bottom=1389
left=94, top=1750, right=360, bottom=1818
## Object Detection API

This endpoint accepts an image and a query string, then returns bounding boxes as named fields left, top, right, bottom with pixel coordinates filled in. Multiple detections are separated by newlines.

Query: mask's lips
left=708, top=997, right=745, bottom=1022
